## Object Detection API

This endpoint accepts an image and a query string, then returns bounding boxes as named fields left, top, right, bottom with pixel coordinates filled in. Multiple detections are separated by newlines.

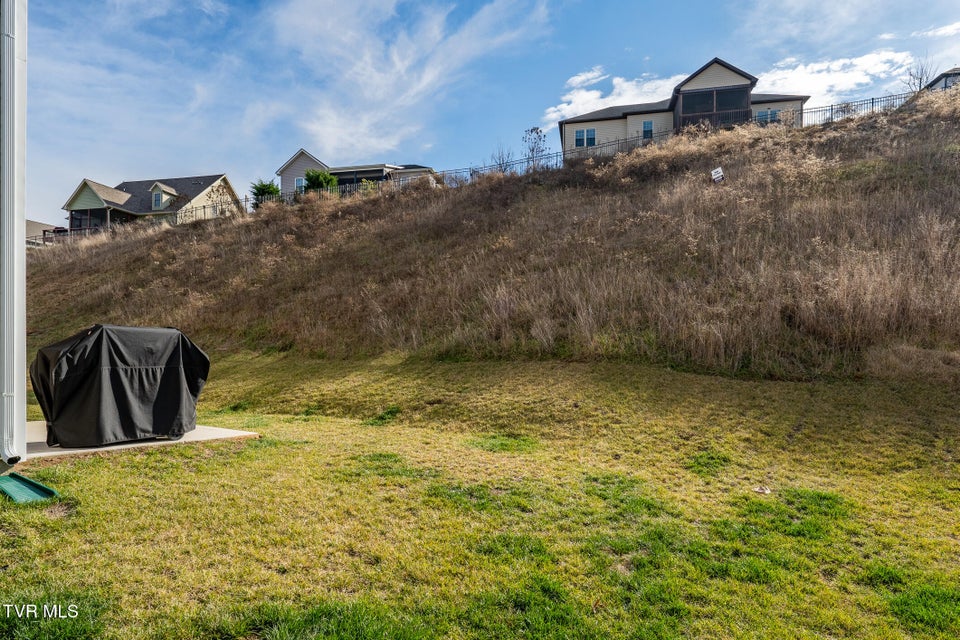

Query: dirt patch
left=45, top=501, right=76, bottom=519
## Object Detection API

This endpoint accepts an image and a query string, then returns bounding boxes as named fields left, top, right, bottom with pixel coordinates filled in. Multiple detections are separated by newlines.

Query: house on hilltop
left=925, top=67, right=960, bottom=91
left=62, top=174, right=242, bottom=232
left=276, top=149, right=435, bottom=194
left=558, top=57, right=809, bottom=154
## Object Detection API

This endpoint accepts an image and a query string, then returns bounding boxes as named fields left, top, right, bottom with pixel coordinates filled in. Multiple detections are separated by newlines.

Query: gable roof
left=276, top=148, right=329, bottom=175
left=111, top=174, right=226, bottom=214
left=925, top=67, right=960, bottom=90
left=149, top=181, right=179, bottom=196
left=63, top=174, right=236, bottom=217
left=674, top=57, right=758, bottom=93
left=62, top=179, right=135, bottom=212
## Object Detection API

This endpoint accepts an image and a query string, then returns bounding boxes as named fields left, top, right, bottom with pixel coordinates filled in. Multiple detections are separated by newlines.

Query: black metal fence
left=800, top=91, right=915, bottom=127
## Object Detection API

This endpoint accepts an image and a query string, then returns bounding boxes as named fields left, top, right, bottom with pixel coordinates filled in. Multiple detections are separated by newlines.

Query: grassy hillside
left=26, top=88, right=960, bottom=379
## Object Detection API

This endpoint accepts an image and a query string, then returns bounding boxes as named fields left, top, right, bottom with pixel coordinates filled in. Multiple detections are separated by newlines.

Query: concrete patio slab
left=25, top=421, right=259, bottom=460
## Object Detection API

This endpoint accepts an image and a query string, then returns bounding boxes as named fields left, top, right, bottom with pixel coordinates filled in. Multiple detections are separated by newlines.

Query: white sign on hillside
left=1, top=0, right=27, bottom=466
left=711, top=167, right=725, bottom=183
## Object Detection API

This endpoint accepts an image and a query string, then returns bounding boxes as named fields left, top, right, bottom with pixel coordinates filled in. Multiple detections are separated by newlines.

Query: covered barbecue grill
left=30, top=325, right=210, bottom=448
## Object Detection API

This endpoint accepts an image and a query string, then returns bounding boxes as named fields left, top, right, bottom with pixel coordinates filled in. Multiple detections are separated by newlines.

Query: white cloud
left=878, top=33, right=897, bottom=40
left=541, top=71, right=686, bottom=130
left=270, top=0, right=549, bottom=162
left=566, top=66, right=609, bottom=89
left=739, top=0, right=897, bottom=46
left=105, top=0, right=228, bottom=21
left=912, top=21, right=960, bottom=38
left=241, top=101, right=295, bottom=138
left=199, top=0, right=228, bottom=16
left=756, top=50, right=915, bottom=105
left=303, top=104, right=423, bottom=160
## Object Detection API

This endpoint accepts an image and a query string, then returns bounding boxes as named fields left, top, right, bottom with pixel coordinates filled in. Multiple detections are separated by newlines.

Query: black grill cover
left=30, top=325, right=210, bottom=448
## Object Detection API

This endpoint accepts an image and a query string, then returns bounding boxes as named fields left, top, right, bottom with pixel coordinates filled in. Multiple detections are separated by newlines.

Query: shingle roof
left=925, top=67, right=960, bottom=89
left=85, top=180, right=134, bottom=210
left=751, top=92, right=810, bottom=104
left=561, top=99, right=673, bottom=124
left=112, top=174, right=224, bottom=214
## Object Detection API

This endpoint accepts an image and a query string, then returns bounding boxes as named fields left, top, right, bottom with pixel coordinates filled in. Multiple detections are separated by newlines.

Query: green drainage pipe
left=0, top=473, right=58, bottom=504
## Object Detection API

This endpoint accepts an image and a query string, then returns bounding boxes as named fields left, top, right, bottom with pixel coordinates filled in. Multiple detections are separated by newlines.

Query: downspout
left=0, top=0, right=27, bottom=467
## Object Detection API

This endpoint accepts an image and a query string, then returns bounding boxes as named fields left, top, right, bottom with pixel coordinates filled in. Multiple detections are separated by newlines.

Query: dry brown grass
left=26, top=88, right=960, bottom=379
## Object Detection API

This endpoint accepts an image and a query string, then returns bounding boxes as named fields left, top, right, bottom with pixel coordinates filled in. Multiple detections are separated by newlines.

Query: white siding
left=680, top=63, right=751, bottom=91
left=626, top=111, right=674, bottom=140
left=562, top=119, right=627, bottom=153
left=278, top=152, right=327, bottom=193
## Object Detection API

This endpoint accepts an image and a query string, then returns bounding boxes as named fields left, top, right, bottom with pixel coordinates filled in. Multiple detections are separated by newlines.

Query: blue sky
left=27, top=0, right=960, bottom=224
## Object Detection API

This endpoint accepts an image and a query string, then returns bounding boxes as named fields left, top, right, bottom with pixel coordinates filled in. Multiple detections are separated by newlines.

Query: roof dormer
left=149, top=182, right=178, bottom=211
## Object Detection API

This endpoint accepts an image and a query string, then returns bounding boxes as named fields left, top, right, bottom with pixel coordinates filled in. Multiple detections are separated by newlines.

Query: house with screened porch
left=558, top=57, right=809, bottom=154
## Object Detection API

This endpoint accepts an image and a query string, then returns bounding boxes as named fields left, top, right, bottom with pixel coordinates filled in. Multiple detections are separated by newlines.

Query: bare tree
left=523, top=126, right=548, bottom=171
left=490, top=143, right=515, bottom=173
left=902, top=55, right=939, bottom=93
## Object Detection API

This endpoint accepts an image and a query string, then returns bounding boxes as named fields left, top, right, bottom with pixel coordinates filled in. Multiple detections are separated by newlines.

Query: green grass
left=685, top=448, right=731, bottom=477
left=467, top=433, right=539, bottom=453
left=889, top=584, right=960, bottom=633
left=363, top=405, right=402, bottom=426
left=10, top=352, right=960, bottom=638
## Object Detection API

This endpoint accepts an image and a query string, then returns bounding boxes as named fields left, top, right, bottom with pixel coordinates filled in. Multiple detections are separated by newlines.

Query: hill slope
left=27, top=89, right=960, bottom=379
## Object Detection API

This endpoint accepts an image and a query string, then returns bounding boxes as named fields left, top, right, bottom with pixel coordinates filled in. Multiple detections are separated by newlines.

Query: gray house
left=276, top=149, right=434, bottom=193
left=62, top=174, right=242, bottom=232
left=558, top=57, right=809, bottom=153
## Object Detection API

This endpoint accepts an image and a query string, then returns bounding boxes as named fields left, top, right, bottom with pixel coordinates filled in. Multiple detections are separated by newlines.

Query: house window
left=153, top=192, right=162, bottom=209
left=757, top=109, right=780, bottom=124
left=295, top=177, right=305, bottom=193
left=642, top=120, right=653, bottom=140
left=574, top=128, right=597, bottom=148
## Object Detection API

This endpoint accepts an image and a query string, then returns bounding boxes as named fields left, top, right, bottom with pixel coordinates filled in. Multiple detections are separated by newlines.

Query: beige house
left=25, top=220, right=56, bottom=247
left=62, top=174, right=242, bottom=232
left=276, top=149, right=434, bottom=193
left=558, top=57, right=809, bottom=153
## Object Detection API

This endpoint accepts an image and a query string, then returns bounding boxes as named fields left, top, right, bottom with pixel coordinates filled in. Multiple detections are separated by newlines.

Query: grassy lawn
left=4, top=352, right=960, bottom=638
